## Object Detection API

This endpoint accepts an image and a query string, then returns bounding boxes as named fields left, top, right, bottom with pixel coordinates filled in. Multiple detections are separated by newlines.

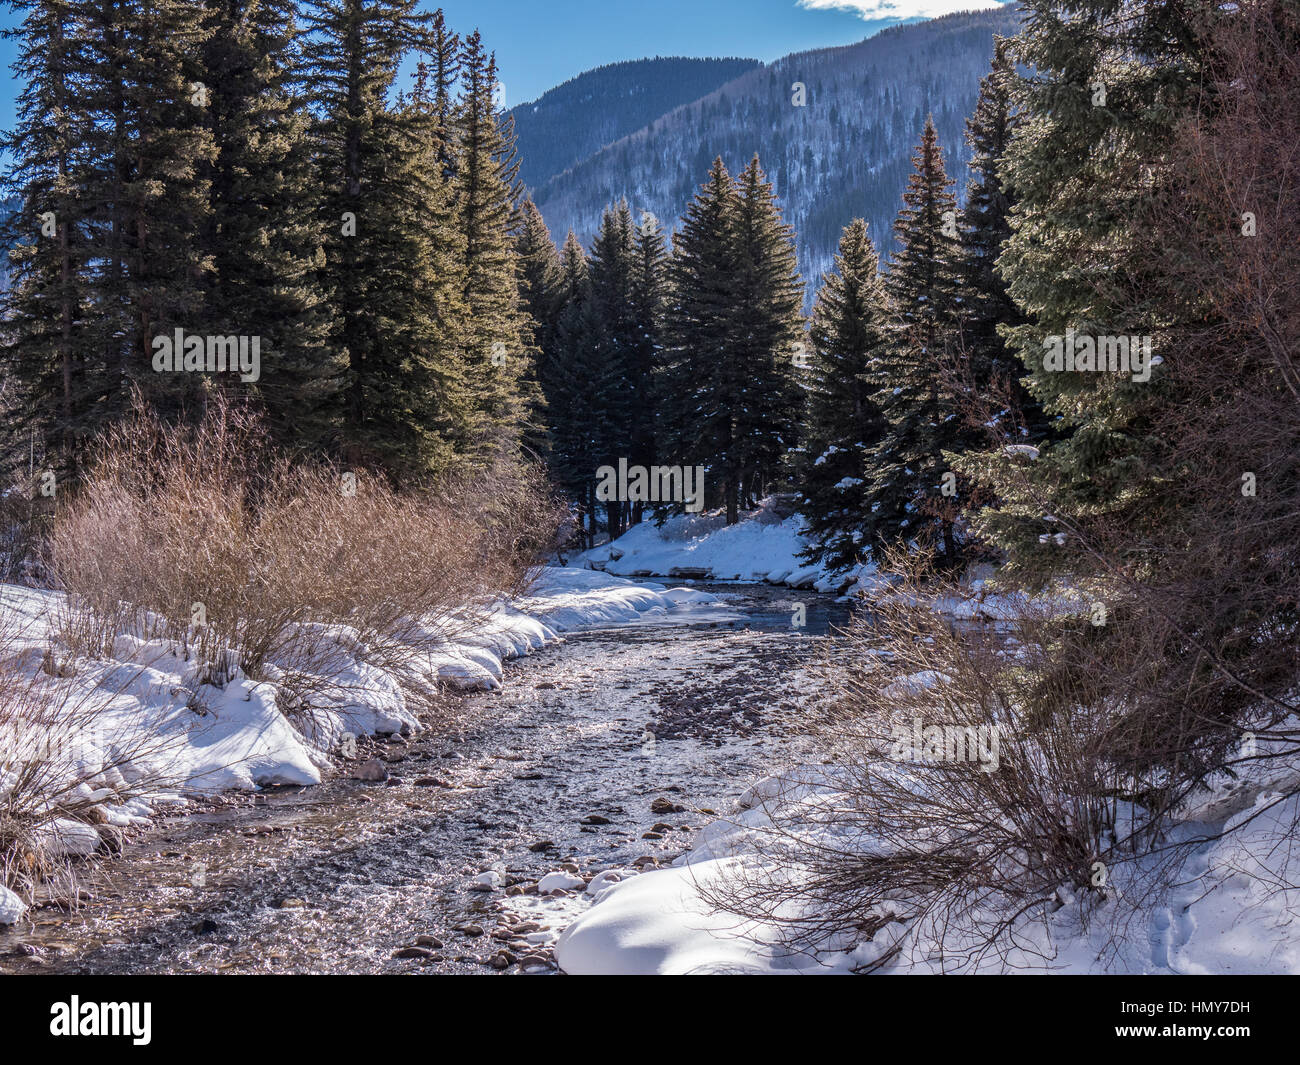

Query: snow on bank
left=556, top=759, right=1300, bottom=975
left=0, top=884, right=24, bottom=925
left=0, top=570, right=715, bottom=813
left=575, top=501, right=880, bottom=596
left=575, top=501, right=1067, bottom=624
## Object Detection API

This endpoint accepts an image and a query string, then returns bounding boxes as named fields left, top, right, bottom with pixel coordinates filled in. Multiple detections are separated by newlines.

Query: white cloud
left=798, top=0, right=1006, bottom=21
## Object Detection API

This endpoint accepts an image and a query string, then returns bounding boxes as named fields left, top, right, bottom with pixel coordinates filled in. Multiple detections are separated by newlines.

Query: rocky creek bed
left=0, top=582, right=850, bottom=975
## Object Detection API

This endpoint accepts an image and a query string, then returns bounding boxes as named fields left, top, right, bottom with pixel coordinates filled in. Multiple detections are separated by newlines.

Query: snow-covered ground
left=574, top=500, right=1035, bottom=622
left=0, top=569, right=725, bottom=925
left=555, top=747, right=1300, bottom=975
left=575, top=500, right=882, bottom=597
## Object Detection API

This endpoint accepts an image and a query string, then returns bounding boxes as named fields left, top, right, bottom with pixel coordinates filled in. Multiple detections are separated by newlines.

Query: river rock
left=650, top=796, right=686, bottom=814
left=393, top=946, right=434, bottom=960
left=353, top=758, right=388, bottom=782
left=415, top=935, right=443, bottom=948
left=95, top=825, right=125, bottom=855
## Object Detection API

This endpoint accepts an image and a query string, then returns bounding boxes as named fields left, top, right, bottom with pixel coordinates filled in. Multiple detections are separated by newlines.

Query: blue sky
left=0, top=1, right=1006, bottom=134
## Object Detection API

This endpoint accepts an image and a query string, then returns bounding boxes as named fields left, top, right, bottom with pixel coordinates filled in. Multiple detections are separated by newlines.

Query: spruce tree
left=199, top=0, right=341, bottom=451
left=796, top=219, right=891, bottom=572
left=59, top=0, right=216, bottom=425
left=514, top=198, right=562, bottom=454
left=660, top=157, right=739, bottom=520
left=729, top=154, right=804, bottom=511
left=454, top=30, right=534, bottom=463
left=1, top=0, right=94, bottom=476
left=628, top=209, right=668, bottom=523
left=863, top=118, right=966, bottom=565
left=301, top=0, right=470, bottom=479
left=109, top=0, right=216, bottom=418
left=546, top=231, right=612, bottom=544
left=585, top=200, right=640, bottom=536
left=958, top=35, right=1044, bottom=438
left=983, top=0, right=1204, bottom=577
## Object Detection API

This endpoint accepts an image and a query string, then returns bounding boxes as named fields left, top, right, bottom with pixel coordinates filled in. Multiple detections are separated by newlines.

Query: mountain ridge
left=519, top=6, right=1022, bottom=288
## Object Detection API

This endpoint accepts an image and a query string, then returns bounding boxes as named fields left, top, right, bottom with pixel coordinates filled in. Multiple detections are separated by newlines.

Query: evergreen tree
left=796, top=219, right=891, bottom=571
left=200, top=0, right=341, bottom=450
left=301, top=0, right=470, bottom=479
left=513, top=198, right=562, bottom=453
left=982, top=0, right=1205, bottom=577
left=1, top=0, right=94, bottom=476
left=660, top=157, right=739, bottom=519
left=585, top=200, right=639, bottom=536
left=106, top=0, right=216, bottom=418
left=729, top=155, right=804, bottom=510
left=454, top=30, right=534, bottom=462
left=628, top=208, right=668, bottom=522
left=32, top=0, right=216, bottom=432
left=863, top=118, right=966, bottom=564
left=958, top=35, right=1044, bottom=438
left=546, top=231, right=612, bottom=545
left=425, top=8, right=460, bottom=181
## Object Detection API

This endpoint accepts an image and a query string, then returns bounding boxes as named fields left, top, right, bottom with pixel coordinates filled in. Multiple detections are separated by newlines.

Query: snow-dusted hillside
left=530, top=6, right=1020, bottom=288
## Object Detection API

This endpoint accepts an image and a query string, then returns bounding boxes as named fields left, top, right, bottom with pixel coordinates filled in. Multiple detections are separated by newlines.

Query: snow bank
left=0, top=884, right=25, bottom=925
left=556, top=764, right=1300, bottom=976
left=572, top=502, right=1085, bottom=624
left=0, top=569, right=715, bottom=807
left=556, top=858, right=807, bottom=975
left=575, top=500, right=883, bottom=597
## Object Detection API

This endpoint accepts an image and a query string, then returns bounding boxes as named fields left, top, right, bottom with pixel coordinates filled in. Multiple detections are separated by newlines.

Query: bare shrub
left=50, top=392, right=563, bottom=716
left=0, top=594, right=185, bottom=898
left=700, top=555, right=1198, bottom=969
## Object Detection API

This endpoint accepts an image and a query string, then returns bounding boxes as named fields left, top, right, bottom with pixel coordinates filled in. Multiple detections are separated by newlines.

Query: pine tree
left=983, top=0, right=1206, bottom=577
left=425, top=8, right=460, bottom=182
left=958, top=35, right=1044, bottom=438
left=546, top=231, right=613, bottom=545
left=730, top=155, right=804, bottom=511
left=32, top=0, right=216, bottom=433
left=628, top=208, right=668, bottom=522
left=1, top=0, right=94, bottom=476
left=585, top=200, right=640, bottom=536
left=106, top=0, right=217, bottom=418
left=660, top=157, right=739, bottom=520
left=454, top=30, right=534, bottom=463
left=199, top=0, right=341, bottom=451
left=796, top=219, right=891, bottom=572
left=862, top=118, right=966, bottom=565
left=514, top=198, right=562, bottom=454
left=301, top=0, right=470, bottom=479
